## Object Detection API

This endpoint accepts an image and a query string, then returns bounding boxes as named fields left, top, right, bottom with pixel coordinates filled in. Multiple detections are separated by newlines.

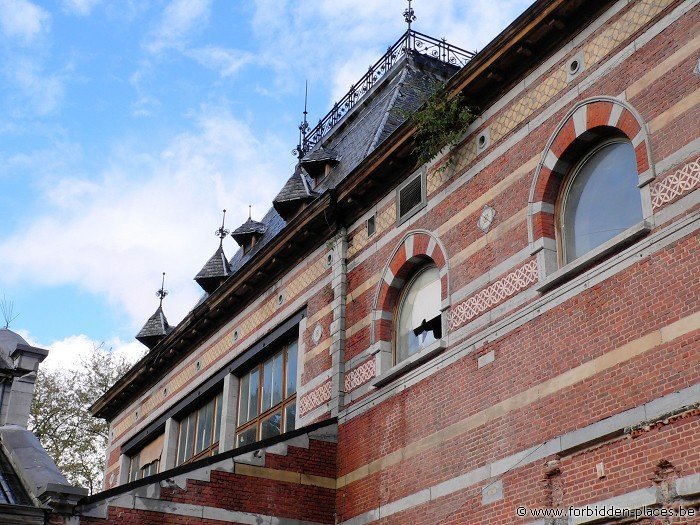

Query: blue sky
left=0, top=0, right=531, bottom=368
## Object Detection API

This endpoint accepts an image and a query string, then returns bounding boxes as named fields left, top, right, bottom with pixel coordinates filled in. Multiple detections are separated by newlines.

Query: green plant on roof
left=410, top=81, right=476, bottom=170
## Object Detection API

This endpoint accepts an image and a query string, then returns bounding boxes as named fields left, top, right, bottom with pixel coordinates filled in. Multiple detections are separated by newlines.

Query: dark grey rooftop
left=135, top=306, right=172, bottom=349
left=231, top=217, right=267, bottom=246
left=195, top=245, right=231, bottom=281
left=272, top=167, right=318, bottom=220
left=0, top=329, right=27, bottom=368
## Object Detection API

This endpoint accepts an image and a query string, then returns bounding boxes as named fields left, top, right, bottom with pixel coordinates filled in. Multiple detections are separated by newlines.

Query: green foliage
left=29, top=344, right=133, bottom=495
left=411, top=82, right=475, bottom=169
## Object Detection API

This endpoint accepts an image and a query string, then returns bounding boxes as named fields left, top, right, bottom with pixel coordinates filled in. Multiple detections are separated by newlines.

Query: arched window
left=395, top=265, right=442, bottom=364
left=558, top=138, right=643, bottom=264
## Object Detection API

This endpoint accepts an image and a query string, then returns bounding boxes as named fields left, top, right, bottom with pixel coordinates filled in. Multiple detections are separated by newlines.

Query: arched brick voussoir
left=371, top=230, right=451, bottom=346
left=528, top=97, right=654, bottom=252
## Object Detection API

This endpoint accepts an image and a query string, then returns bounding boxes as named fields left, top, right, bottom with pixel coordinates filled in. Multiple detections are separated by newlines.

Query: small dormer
left=135, top=305, right=172, bottom=350
left=300, top=147, right=340, bottom=188
left=136, top=274, right=173, bottom=350
left=272, top=166, right=318, bottom=221
left=194, top=245, right=231, bottom=293
left=231, top=216, right=267, bottom=255
left=195, top=210, right=232, bottom=293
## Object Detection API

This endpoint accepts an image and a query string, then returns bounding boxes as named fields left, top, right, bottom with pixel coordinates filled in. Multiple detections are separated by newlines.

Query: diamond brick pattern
left=651, top=157, right=700, bottom=209
left=427, top=0, right=670, bottom=199
left=448, top=260, right=539, bottom=330
left=344, top=359, right=376, bottom=393
left=299, top=380, right=333, bottom=416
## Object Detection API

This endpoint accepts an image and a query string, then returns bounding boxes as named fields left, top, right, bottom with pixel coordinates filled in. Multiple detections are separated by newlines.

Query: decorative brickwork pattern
left=427, top=0, right=671, bottom=196
left=299, top=380, right=332, bottom=416
left=112, top=253, right=331, bottom=441
left=372, top=231, right=449, bottom=346
left=651, top=157, right=700, bottom=208
left=448, top=260, right=538, bottom=330
left=344, top=359, right=376, bottom=393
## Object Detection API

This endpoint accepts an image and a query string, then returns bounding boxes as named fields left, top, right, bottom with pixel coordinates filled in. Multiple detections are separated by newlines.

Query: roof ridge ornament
left=215, top=209, right=229, bottom=247
left=293, top=81, right=310, bottom=159
left=156, top=272, right=168, bottom=308
left=403, top=0, right=416, bottom=31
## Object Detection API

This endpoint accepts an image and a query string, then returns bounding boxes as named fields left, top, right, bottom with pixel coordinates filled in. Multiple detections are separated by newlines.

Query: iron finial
left=293, top=81, right=310, bottom=159
left=248, top=204, right=252, bottom=220
left=403, top=0, right=416, bottom=31
left=156, top=272, right=168, bottom=307
left=215, top=209, right=229, bottom=246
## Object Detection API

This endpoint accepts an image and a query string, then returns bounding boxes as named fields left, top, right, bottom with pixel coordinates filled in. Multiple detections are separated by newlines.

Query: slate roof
left=228, top=207, right=286, bottom=274
left=300, top=147, right=341, bottom=177
left=135, top=306, right=172, bottom=349
left=272, top=167, right=318, bottom=220
left=218, top=52, right=456, bottom=285
left=315, top=52, right=458, bottom=191
left=231, top=217, right=267, bottom=246
left=194, top=245, right=231, bottom=293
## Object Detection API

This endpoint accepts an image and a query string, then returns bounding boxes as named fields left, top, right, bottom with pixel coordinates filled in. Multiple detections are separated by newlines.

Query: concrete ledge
left=371, top=339, right=446, bottom=388
left=537, top=220, right=651, bottom=292
left=677, top=472, right=700, bottom=497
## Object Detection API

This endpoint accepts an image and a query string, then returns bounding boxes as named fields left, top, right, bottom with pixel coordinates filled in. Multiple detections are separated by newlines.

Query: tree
left=29, top=344, right=132, bottom=495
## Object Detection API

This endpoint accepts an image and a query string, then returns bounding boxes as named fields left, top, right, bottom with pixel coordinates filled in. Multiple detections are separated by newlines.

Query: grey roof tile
left=135, top=306, right=172, bottom=349
left=231, top=218, right=267, bottom=246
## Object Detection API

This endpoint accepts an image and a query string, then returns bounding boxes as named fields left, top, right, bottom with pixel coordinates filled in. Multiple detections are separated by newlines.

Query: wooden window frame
left=175, top=392, right=223, bottom=467
left=236, top=340, right=297, bottom=446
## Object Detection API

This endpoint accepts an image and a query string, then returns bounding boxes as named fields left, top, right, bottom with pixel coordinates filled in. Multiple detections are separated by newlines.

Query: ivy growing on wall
left=410, top=82, right=475, bottom=169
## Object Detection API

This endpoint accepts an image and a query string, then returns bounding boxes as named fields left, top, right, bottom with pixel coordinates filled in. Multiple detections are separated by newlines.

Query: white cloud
left=0, top=0, right=50, bottom=43
left=61, top=0, right=100, bottom=16
left=18, top=331, right=146, bottom=372
left=251, top=0, right=531, bottom=106
left=0, top=104, right=290, bottom=333
left=187, top=46, right=253, bottom=78
left=145, top=0, right=212, bottom=55
left=5, top=57, right=67, bottom=115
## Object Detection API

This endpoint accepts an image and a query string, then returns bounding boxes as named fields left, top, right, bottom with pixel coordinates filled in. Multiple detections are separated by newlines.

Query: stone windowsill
left=537, top=220, right=652, bottom=292
left=371, top=339, right=447, bottom=388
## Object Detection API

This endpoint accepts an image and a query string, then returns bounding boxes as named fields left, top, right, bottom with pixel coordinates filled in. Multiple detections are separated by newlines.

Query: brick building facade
left=74, top=0, right=700, bottom=523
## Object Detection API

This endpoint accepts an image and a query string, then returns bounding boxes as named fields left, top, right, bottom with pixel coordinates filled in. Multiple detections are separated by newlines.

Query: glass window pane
left=563, top=141, right=642, bottom=262
left=261, top=412, right=282, bottom=440
left=184, top=413, right=196, bottom=462
left=285, top=402, right=296, bottom=433
left=237, top=427, right=256, bottom=448
left=238, top=374, right=249, bottom=425
left=397, top=266, right=441, bottom=363
left=272, top=353, right=284, bottom=406
left=249, top=369, right=259, bottom=419
left=176, top=421, right=188, bottom=465
left=214, top=394, right=222, bottom=444
left=196, top=400, right=214, bottom=455
left=286, top=342, right=297, bottom=397
left=129, top=455, right=139, bottom=482
left=262, top=358, right=273, bottom=412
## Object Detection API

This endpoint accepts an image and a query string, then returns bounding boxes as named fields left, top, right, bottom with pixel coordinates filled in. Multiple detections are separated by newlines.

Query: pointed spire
left=293, top=81, right=310, bottom=159
left=195, top=212, right=232, bottom=293
left=136, top=273, right=173, bottom=350
left=215, top=209, right=229, bottom=247
left=156, top=272, right=168, bottom=307
left=403, top=0, right=416, bottom=31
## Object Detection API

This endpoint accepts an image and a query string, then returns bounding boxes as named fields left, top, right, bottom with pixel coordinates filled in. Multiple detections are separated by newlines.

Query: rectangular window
left=367, top=214, right=376, bottom=237
left=128, top=434, right=164, bottom=482
left=236, top=339, right=297, bottom=447
left=175, top=392, right=223, bottom=466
